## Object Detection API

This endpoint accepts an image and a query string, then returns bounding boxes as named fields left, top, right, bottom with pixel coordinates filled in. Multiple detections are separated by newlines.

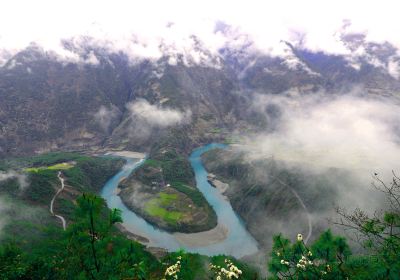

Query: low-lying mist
left=233, top=90, right=400, bottom=243
left=0, top=170, right=28, bottom=191
left=246, top=91, right=400, bottom=172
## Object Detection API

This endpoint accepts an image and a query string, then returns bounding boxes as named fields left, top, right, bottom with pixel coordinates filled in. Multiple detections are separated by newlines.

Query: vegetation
left=13, top=152, right=86, bottom=168
left=171, top=182, right=209, bottom=207
left=62, top=156, right=124, bottom=192
left=153, top=149, right=195, bottom=186
left=161, top=253, right=257, bottom=280
left=2, top=150, right=400, bottom=279
left=202, top=148, right=339, bottom=248
left=120, top=147, right=218, bottom=232
left=25, top=162, right=74, bottom=173
left=0, top=194, right=158, bottom=279
left=23, top=169, right=58, bottom=204
left=0, top=152, right=125, bottom=238
left=267, top=174, right=400, bottom=280
left=145, top=193, right=183, bottom=224
left=0, top=194, right=258, bottom=280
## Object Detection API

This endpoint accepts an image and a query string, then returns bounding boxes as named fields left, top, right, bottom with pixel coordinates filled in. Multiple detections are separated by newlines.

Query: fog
left=126, top=99, right=191, bottom=128
left=229, top=91, right=400, bottom=241
left=113, top=99, right=191, bottom=140
left=245, top=91, right=400, bottom=174
left=0, top=170, right=28, bottom=191
left=94, top=105, right=122, bottom=133
left=0, top=198, right=10, bottom=237
left=0, top=171, right=30, bottom=237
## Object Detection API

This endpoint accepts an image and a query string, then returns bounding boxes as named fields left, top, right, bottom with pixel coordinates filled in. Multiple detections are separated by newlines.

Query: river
left=100, top=143, right=258, bottom=258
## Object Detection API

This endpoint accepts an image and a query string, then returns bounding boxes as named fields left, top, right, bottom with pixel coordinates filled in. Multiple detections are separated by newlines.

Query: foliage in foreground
left=0, top=194, right=258, bottom=280
left=268, top=174, right=400, bottom=280
left=0, top=194, right=157, bottom=279
left=1, top=161, right=400, bottom=279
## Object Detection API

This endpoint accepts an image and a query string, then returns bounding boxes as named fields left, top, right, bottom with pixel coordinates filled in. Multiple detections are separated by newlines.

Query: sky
left=1, top=0, right=400, bottom=61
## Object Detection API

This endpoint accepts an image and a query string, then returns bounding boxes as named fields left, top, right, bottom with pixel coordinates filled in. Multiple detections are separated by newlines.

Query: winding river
left=101, top=143, right=258, bottom=258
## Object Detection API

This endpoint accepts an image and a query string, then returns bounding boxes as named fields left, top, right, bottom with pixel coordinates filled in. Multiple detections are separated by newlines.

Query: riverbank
left=117, top=147, right=218, bottom=233
left=201, top=147, right=315, bottom=251
left=207, top=173, right=229, bottom=194
left=115, top=223, right=150, bottom=244
left=101, top=144, right=258, bottom=258
left=118, top=180, right=218, bottom=233
left=174, top=223, right=228, bottom=247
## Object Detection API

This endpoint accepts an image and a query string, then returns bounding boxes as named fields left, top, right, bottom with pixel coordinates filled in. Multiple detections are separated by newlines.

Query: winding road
left=248, top=158, right=313, bottom=244
left=274, top=176, right=313, bottom=244
left=50, top=171, right=67, bottom=230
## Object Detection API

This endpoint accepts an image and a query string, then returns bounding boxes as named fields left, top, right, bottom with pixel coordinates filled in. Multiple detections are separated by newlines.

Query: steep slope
left=1, top=38, right=400, bottom=157
left=202, top=148, right=342, bottom=249
left=0, top=46, right=137, bottom=155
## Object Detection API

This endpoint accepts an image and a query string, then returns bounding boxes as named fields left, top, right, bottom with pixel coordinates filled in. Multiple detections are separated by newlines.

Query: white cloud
left=94, top=105, right=121, bottom=132
left=85, top=51, right=99, bottom=65
left=0, top=0, right=399, bottom=67
left=234, top=91, right=400, bottom=213
left=126, top=99, right=191, bottom=127
left=0, top=198, right=10, bottom=237
left=388, top=58, right=400, bottom=79
left=243, top=92, right=400, bottom=177
left=0, top=170, right=28, bottom=190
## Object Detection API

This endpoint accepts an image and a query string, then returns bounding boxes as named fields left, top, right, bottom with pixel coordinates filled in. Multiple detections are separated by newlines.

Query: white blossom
left=297, top=233, right=303, bottom=241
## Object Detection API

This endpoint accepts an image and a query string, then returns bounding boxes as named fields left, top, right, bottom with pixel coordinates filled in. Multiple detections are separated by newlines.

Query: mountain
left=1, top=23, right=400, bottom=279
left=1, top=35, right=400, bottom=158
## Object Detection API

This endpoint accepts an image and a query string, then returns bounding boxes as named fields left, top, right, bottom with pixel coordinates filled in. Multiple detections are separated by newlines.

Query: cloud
left=388, top=57, right=400, bottom=79
left=109, top=99, right=192, bottom=142
left=0, top=0, right=399, bottom=71
left=234, top=90, right=400, bottom=214
left=245, top=92, right=400, bottom=171
left=94, top=105, right=121, bottom=132
left=84, top=51, right=100, bottom=65
left=126, top=99, right=191, bottom=128
left=0, top=198, right=10, bottom=237
left=0, top=172, right=30, bottom=236
left=0, top=170, right=28, bottom=190
left=0, top=196, right=47, bottom=239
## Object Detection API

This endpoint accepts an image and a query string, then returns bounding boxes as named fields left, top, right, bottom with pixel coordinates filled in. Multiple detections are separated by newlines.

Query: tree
left=268, top=231, right=350, bottom=279
left=334, top=173, right=400, bottom=279
left=55, top=193, right=151, bottom=279
left=268, top=173, right=400, bottom=280
left=0, top=242, right=30, bottom=279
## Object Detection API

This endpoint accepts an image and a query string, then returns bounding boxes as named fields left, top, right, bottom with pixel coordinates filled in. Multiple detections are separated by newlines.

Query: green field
left=25, top=162, right=74, bottom=173
left=144, top=192, right=183, bottom=224
left=128, top=145, right=218, bottom=232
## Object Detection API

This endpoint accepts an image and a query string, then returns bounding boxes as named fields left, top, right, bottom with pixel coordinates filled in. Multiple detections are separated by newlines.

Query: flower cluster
left=297, top=233, right=303, bottom=242
left=272, top=233, right=339, bottom=279
left=280, top=259, right=289, bottom=265
left=162, top=256, right=181, bottom=280
left=210, top=259, right=243, bottom=279
left=296, top=255, right=313, bottom=270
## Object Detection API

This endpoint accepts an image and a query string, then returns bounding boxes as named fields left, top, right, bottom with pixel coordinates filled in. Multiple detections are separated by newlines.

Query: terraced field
left=25, top=162, right=75, bottom=173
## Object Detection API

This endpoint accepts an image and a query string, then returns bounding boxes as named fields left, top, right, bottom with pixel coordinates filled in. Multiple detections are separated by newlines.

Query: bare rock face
left=2, top=40, right=400, bottom=157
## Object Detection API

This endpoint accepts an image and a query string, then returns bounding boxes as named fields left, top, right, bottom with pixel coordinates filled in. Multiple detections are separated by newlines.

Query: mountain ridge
left=1, top=38, right=400, bottom=157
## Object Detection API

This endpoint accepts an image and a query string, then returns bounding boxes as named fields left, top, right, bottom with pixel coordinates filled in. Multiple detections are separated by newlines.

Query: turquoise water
left=101, top=143, right=258, bottom=257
